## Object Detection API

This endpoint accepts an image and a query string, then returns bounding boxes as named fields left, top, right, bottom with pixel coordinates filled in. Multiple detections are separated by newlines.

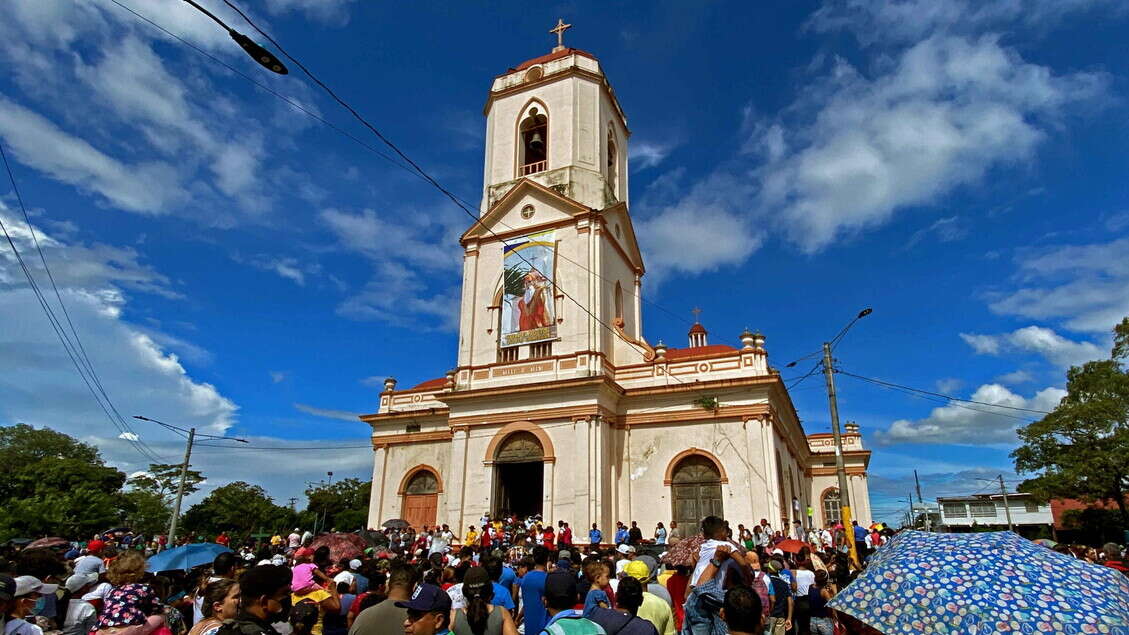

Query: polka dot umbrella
left=828, top=530, right=1129, bottom=634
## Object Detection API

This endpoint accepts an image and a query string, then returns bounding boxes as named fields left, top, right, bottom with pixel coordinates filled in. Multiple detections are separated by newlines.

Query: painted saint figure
left=517, top=269, right=551, bottom=330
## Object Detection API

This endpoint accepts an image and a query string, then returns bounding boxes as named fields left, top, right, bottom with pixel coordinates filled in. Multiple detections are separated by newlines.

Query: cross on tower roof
left=550, top=18, right=572, bottom=52
left=692, top=307, right=702, bottom=322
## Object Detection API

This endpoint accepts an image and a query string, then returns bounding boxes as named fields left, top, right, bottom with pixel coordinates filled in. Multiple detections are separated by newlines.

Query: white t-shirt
left=334, top=571, right=355, bottom=587
left=4, top=618, right=43, bottom=635
left=82, top=582, right=112, bottom=603
left=691, top=539, right=741, bottom=586
left=62, top=599, right=97, bottom=635
left=73, top=555, right=106, bottom=577
left=288, top=533, right=301, bottom=548
left=794, top=569, right=816, bottom=596
left=447, top=582, right=466, bottom=610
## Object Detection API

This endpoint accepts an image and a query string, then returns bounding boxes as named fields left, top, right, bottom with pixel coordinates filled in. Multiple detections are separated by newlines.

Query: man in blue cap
left=395, top=584, right=451, bottom=635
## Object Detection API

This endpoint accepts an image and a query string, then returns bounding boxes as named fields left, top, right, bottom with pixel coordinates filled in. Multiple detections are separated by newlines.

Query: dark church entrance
left=493, top=430, right=544, bottom=518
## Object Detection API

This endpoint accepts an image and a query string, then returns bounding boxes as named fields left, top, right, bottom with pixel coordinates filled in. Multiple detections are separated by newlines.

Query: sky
left=1, top=0, right=1127, bottom=526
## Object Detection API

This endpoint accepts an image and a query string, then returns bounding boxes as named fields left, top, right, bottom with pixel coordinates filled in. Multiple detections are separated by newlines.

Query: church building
left=361, top=26, right=872, bottom=536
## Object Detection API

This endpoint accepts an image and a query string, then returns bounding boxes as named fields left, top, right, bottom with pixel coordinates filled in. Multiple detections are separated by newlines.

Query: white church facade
left=361, top=33, right=872, bottom=536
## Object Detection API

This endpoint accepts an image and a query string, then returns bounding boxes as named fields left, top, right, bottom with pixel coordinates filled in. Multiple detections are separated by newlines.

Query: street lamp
left=181, top=0, right=288, bottom=74
left=820, top=308, right=871, bottom=569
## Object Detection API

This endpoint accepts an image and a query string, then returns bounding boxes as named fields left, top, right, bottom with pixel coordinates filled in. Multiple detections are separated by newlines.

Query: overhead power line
left=107, top=0, right=702, bottom=336
left=836, top=370, right=1052, bottom=415
left=0, top=143, right=162, bottom=462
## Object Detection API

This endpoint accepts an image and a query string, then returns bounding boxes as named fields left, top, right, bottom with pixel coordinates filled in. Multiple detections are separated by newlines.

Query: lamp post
left=179, top=0, right=288, bottom=74
left=796, top=308, right=871, bottom=569
left=133, top=415, right=247, bottom=549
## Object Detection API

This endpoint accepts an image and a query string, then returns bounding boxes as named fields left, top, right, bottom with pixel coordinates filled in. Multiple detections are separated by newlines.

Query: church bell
left=529, top=131, right=545, bottom=151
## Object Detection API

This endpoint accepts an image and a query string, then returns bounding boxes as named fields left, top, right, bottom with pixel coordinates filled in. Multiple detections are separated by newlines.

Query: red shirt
left=666, top=572, right=689, bottom=630
left=542, top=529, right=554, bottom=548
left=561, top=527, right=573, bottom=546
left=480, top=529, right=491, bottom=547
left=216, top=534, right=229, bottom=546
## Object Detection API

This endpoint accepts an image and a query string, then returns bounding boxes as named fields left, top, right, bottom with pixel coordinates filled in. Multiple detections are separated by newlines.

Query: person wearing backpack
left=763, top=562, right=792, bottom=635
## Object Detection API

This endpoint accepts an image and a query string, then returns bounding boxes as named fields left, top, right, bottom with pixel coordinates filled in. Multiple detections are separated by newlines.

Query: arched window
left=518, top=107, right=548, bottom=176
left=822, top=488, right=841, bottom=528
left=614, top=281, right=623, bottom=321
left=607, top=132, right=618, bottom=195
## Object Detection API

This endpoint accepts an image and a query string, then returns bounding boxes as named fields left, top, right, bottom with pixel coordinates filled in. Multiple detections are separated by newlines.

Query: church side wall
left=377, top=441, right=451, bottom=527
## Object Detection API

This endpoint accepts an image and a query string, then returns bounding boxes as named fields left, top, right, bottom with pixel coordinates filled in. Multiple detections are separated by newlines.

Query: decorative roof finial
left=691, top=307, right=702, bottom=323
left=550, top=18, right=572, bottom=53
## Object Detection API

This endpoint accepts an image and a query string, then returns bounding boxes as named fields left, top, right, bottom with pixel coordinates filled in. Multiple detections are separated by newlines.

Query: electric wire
left=0, top=144, right=162, bottom=462
left=836, top=370, right=1052, bottom=415
left=213, top=0, right=735, bottom=407
left=109, top=0, right=704, bottom=336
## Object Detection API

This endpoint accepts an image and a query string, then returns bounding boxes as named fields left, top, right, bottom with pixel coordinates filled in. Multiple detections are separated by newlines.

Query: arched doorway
left=493, top=430, right=544, bottom=518
left=669, top=452, right=724, bottom=533
left=400, top=466, right=440, bottom=531
left=821, top=488, right=841, bottom=528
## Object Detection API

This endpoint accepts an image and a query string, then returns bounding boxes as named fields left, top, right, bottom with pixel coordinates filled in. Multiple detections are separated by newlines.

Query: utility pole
left=999, top=474, right=1014, bottom=532
left=133, top=415, right=247, bottom=550
left=822, top=341, right=860, bottom=569
left=319, top=471, right=334, bottom=535
left=168, top=427, right=195, bottom=548
left=914, top=470, right=930, bottom=532
left=288, top=497, right=298, bottom=512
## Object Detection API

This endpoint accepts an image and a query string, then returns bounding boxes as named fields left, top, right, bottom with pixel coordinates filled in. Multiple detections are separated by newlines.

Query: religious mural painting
left=501, top=229, right=557, bottom=347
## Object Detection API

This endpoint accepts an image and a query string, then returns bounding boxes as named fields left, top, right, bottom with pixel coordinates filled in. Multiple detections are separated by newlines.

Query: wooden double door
left=671, top=455, right=724, bottom=532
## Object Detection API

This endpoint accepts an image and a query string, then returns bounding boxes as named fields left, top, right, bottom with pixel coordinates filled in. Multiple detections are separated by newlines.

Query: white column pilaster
left=367, top=445, right=387, bottom=530
left=447, top=428, right=469, bottom=530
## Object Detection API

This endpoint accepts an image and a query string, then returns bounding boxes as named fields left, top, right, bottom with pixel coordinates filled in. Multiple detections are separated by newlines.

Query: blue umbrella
left=147, top=543, right=232, bottom=572
left=828, top=530, right=1129, bottom=634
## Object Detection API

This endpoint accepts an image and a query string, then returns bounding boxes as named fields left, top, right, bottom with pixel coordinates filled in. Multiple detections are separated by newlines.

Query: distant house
left=937, top=492, right=1052, bottom=537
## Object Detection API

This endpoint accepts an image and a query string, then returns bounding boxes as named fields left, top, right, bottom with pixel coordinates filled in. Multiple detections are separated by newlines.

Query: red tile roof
left=510, top=48, right=597, bottom=72
left=688, top=323, right=708, bottom=335
left=410, top=377, right=447, bottom=390
left=664, top=344, right=738, bottom=360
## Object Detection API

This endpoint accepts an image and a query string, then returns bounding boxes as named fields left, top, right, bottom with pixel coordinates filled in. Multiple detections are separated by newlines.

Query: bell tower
left=480, top=23, right=630, bottom=213
left=456, top=23, right=647, bottom=381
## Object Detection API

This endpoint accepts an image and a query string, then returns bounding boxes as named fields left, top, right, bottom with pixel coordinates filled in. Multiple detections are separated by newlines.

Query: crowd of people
left=1, top=515, right=1126, bottom=635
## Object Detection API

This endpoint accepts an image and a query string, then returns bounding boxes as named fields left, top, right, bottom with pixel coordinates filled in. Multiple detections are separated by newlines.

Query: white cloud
left=321, top=209, right=462, bottom=330
left=995, top=369, right=1034, bottom=385
left=0, top=210, right=238, bottom=474
left=808, top=0, right=1122, bottom=46
left=0, top=97, right=186, bottom=214
left=960, top=325, right=1104, bottom=368
left=877, top=383, right=1065, bottom=445
left=990, top=237, right=1129, bottom=333
left=236, top=254, right=320, bottom=286
left=636, top=201, right=763, bottom=282
left=631, top=141, right=674, bottom=171
left=293, top=403, right=362, bottom=422
left=755, top=34, right=1104, bottom=253
left=359, top=376, right=386, bottom=388
left=935, top=377, right=963, bottom=393
left=270, top=371, right=288, bottom=384
left=633, top=5, right=1106, bottom=281
left=263, top=0, right=357, bottom=25
left=905, top=216, right=967, bottom=248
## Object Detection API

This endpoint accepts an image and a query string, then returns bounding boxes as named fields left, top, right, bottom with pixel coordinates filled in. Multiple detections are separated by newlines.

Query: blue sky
left=1, top=0, right=1127, bottom=525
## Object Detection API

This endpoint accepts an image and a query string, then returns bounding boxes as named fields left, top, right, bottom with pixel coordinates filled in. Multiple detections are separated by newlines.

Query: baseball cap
left=616, top=544, right=635, bottom=555
left=543, top=571, right=578, bottom=605
left=394, top=583, right=451, bottom=613
left=86, top=540, right=106, bottom=554
left=624, top=560, right=651, bottom=582
left=15, top=576, right=58, bottom=597
left=294, top=547, right=314, bottom=559
left=559, top=550, right=571, bottom=560
left=0, top=574, right=15, bottom=601
left=349, top=559, right=362, bottom=570
left=65, top=573, right=99, bottom=594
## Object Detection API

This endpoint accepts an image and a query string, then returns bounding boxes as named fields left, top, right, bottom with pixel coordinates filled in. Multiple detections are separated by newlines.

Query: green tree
left=120, top=489, right=171, bottom=536
left=305, top=478, right=371, bottom=532
left=129, top=463, right=205, bottom=505
left=1012, top=318, right=1129, bottom=528
left=0, top=425, right=127, bottom=540
left=181, top=481, right=293, bottom=536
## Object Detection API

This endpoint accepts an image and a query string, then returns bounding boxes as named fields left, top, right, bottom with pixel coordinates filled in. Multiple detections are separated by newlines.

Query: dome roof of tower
left=688, top=323, right=708, bottom=335
left=664, top=344, right=737, bottom=360
left=507, top=48, right=598, bottom=73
